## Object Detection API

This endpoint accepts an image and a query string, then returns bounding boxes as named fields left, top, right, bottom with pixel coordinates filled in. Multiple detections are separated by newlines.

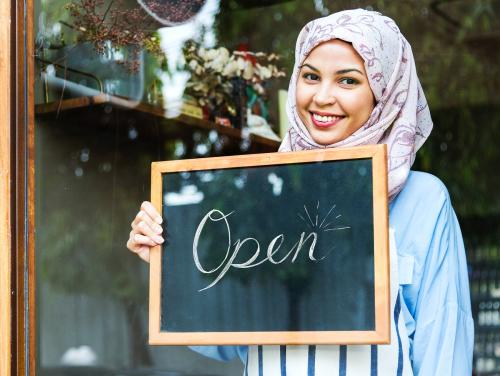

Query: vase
left=230, top=77, right=248, bottom=129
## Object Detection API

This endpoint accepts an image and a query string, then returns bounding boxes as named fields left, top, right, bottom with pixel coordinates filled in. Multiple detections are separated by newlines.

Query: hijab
left=279, top=8, right=433, bottom=200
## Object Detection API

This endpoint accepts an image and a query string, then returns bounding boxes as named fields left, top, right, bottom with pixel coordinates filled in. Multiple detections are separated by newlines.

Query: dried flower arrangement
left=64, top=0, right=165, bottom=72
left=183, top=41, right=286, bottom=123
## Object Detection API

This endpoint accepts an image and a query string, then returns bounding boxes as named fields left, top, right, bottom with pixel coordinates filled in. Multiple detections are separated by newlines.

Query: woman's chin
left=309, top=130, right=342, bottom=146
left=301, top=121, right=345, bottom=145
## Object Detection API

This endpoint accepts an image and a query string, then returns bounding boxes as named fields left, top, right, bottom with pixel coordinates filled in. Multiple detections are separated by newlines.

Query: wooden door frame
left=1, top=0, right=35, bottom=375
left=0, top=0, right=13, bottom=373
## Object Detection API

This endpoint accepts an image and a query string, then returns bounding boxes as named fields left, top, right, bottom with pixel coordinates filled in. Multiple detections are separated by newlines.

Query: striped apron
left=244, top=229, right=413, bottom=376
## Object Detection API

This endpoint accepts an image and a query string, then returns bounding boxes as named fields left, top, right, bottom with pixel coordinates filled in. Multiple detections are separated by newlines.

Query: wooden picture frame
left=149, top=144, right=389, bottom=345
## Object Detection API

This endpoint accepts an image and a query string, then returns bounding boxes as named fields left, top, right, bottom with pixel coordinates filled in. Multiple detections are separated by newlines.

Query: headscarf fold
left=279, top=9, right=433, bottom=200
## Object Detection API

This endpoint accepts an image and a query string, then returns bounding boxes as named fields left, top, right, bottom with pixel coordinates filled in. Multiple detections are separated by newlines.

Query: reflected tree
left=37, top=120, right=163, bottom=367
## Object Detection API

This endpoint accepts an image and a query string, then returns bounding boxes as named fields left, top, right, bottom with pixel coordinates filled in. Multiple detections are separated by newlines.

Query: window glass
left=33, top=0, right=499, bottom=374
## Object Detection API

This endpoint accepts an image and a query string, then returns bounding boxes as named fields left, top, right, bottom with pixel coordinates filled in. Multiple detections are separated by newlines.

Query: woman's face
left=295, top=39, right=375, bottom=145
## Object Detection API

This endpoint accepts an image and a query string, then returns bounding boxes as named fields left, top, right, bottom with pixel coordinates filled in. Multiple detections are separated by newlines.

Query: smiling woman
left=280, top=10, right=434, bottom=201
left=130, top=8, right=474, bottom=375
left=295, top=39, right=375, bottom=146
left=188, top=9, right=472, bottom=375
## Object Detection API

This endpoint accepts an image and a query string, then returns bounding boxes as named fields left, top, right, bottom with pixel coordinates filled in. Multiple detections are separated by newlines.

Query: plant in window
left=183, top=41, right=286, bottom=126
left=62, top=0, right=166, bottom=72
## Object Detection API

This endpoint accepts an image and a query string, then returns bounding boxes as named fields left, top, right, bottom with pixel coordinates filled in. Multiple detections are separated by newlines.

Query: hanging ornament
left=137, top=0, right=207, bottom=26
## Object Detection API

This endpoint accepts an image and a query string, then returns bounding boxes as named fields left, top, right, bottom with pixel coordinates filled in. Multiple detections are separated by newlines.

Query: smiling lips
left=310, top=111, right=345, bottom=128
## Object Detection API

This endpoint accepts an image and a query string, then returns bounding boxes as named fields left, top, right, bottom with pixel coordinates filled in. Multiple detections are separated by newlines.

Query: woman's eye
left=339, top=77, right=358, bottom=85
left=303, top=72, right=320, bottom=81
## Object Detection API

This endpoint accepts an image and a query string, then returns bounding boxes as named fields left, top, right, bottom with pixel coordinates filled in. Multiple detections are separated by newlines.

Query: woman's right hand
left=126, top=201, right=164, bottom=263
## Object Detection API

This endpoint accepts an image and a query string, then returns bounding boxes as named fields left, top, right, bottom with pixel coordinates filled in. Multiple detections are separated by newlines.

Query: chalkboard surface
left=149, top=146, right=389, bottom=345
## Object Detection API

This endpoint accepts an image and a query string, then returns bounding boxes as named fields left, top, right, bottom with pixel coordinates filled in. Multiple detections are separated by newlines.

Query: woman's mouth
left=310, top=112, right=345, bottom=128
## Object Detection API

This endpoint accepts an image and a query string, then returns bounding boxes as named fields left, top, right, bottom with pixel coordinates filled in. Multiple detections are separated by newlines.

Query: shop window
left=24, top=0, right=500, bottom=375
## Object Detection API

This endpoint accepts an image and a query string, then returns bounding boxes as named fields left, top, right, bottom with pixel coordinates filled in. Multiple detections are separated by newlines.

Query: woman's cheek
left=346, top=90, right=373, bottom=115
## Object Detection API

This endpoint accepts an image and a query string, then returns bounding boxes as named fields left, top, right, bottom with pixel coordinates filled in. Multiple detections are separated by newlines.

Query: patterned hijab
left=279, top=9, right=433, bottom=200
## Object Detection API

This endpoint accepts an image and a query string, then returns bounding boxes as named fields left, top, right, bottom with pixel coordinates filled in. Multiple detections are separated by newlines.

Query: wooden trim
left=151, top=145, right=384, bottom=172
left=149, top=145, right=390, bottom=345
left=14, top=0, right=25, bottom=374
left=372, top=145, right=390, bottom=344
left=149, top=162, right=163, bottom=344
left=12, top=0, right=35, bottom=374
left=150, top=330, right=388, bottom=346
left=0, top=1, right=12, bottom=375
left=26, top=0, right=36, bottom=373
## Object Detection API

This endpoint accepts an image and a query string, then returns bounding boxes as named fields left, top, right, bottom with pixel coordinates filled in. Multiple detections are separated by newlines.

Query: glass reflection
left=33, top=0, right=500, bottom=374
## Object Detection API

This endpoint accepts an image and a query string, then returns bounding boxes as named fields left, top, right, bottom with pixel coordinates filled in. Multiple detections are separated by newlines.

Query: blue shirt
left=191, top=171, right=474, bottom=375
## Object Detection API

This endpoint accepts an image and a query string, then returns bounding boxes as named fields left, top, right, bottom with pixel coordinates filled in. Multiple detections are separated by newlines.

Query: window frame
left=1, top=0, right=36, bottom=375
left=0, top=0, right=13, bottom=373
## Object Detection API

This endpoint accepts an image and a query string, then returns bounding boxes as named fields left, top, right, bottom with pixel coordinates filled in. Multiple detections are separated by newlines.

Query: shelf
left=35, top=95, right=281, bottom=151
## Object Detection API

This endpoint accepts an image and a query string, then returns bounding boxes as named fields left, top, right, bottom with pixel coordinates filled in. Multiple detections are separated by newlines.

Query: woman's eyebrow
left=300, top=63, right=319, bottom=72
left=300, top=64, right=364, bottom=76
left=336, top=68, right=364, bottom=75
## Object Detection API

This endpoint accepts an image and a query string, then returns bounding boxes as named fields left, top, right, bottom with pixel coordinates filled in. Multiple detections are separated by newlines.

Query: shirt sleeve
left=397, top=178, right=474, bottom=375
left=189, top=345, right=248, bottom=363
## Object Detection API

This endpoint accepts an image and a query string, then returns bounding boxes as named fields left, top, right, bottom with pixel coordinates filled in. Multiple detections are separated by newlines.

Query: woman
left=127, top=9, right=473, bottom=375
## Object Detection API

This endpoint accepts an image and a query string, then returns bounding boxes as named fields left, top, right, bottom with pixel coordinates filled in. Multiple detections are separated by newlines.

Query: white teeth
left=312, top=113, right=339, bottom=123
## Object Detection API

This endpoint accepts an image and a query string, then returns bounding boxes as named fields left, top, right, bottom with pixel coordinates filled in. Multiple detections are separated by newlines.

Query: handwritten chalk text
left=193, top=209, right=323, bottom=291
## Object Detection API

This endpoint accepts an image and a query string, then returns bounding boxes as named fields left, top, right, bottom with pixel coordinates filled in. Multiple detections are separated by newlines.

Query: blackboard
left=149, top=145, right=389, bottom=345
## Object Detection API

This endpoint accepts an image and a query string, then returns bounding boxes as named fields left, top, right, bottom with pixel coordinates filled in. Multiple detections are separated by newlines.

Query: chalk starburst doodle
left=297, top=201, right=351, bottom=233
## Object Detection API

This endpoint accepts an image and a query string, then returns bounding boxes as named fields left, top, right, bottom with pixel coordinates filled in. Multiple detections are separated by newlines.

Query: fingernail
left=155, top=236, right=164, bottom=244
left=155, top=225, right=163, bottom=233
left=155, top=216, right=163, bottom=224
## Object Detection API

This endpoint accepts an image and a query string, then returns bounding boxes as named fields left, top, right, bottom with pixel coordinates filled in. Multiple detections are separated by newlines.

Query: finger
left=133, top=233, right=158, bottom=247
left=137, top=246, right=151, bottom=263
left=132, top=210, right=163, bottom=234
left=141, top=201, right=163, bottom=224
left=133, top=220, right=164, bottom=244
left=126, top=236, right=140, bottom=253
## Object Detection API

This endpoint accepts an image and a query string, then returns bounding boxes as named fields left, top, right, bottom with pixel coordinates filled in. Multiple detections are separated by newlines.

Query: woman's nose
left=313, top=84, right=337, bottom=107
